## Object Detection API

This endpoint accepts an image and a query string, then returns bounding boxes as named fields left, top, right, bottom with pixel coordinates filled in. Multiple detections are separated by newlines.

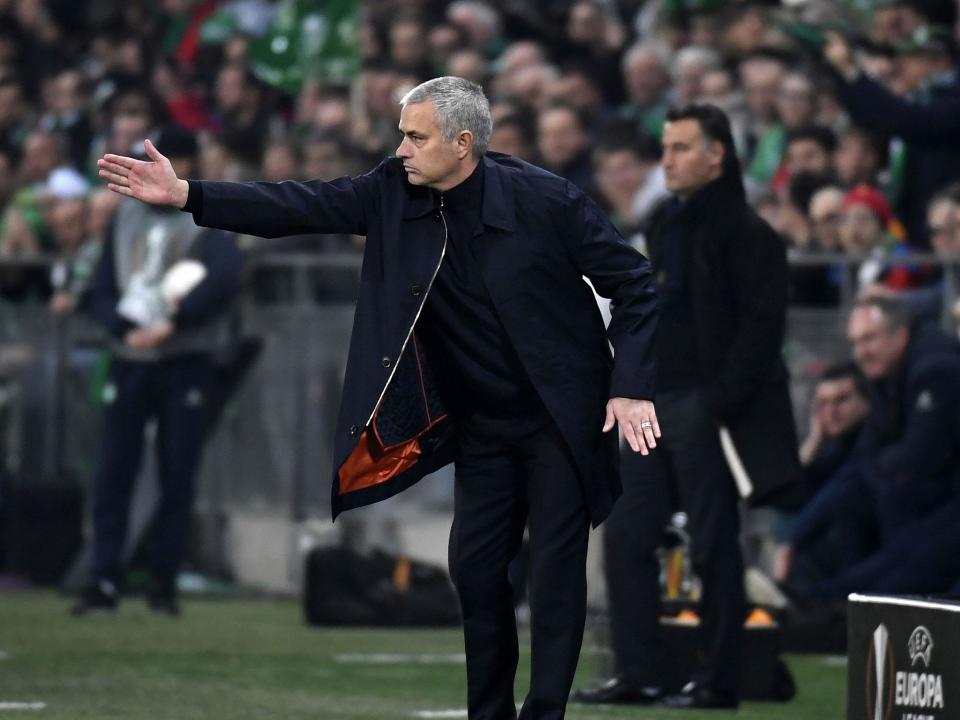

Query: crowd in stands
left=1, top=0, right=960, bottom=608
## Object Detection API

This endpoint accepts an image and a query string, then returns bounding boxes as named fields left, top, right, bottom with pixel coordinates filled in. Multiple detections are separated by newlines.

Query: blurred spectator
left=783, top=125, right=836, bottom=182
left=260, top=138, right=299, bottom=183
left=390, top=15, right=432, bottom=78
left=803, top=298, right=960, bottom=601
left=0, top=73, right=34, bottom=150
left=536, top=104, right=594, bottom=196
left=773, top=363, right=871, bottom=589
left=213, top=63, right=270, bottom=167
left=738, top=51, right=786, bottom=170
left=833, top=126, right=889, bottom=190
left=488, top=113, right=535, bottom=162
left=38, top=68, right=92, bottom=170
left=620, top=40, right=672, bottom=138
left=824, top=26, right=960, bottom=247
left=809, top=187, right=846, bottom=252
left=591, top=129, right=665, bottom=245
left=747, top=72, right=818, bottom=190
left=672, top=46, right=721, bottom=109
left=72, top=126, right=242, bottom=617
left=447, top=1, right=503, bottom=57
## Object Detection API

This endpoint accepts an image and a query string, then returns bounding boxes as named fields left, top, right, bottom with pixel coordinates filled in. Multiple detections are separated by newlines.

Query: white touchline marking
left=0, top=702, right=46, bottom=711
left=822, top=656, right=848, bottom=667
left=334, top=653, right=466, bottom=664
left=411, top=712, right=468, bottom=719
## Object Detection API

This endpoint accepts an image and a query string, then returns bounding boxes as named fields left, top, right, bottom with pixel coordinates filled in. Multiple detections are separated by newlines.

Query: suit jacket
left=185, top=153, right=658, bottom=525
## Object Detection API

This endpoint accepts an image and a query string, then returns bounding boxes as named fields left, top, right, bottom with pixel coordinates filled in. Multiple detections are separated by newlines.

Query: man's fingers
left=602, top=402, right=615, bottom=432
left=106, top=183, right=134, bottom=197
left=98, top=168, right=127, bottom=185
left=642, top=425, right=657, bottom=450
left=622, top=422, right=641, bottom=453
left=144, top=138, right=163, bottom=163
left=102, top=153, right=138, bottom=169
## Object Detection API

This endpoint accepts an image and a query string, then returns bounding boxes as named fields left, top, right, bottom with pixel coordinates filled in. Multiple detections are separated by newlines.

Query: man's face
left=848, top=306, right=909, bottom=380
left=661, top=118, right=723, bottom=198
left=623, top=51, right=668, bottom=108
left=834, top=133, right=875, bottom=186
left=537, top=108, right=586, bottom=169
left=596, top=149, right=646, bottom=211
left=786, top=139, right=831, bottom=176
left=48, top=198, right=87, bottom=251
left=815, top=377, right=868, bottom=438
left=809, top=189, right=844, bottom=250
left=839, top=204, right=884, bottom=253
left=396, top=101, right=464, bottom=191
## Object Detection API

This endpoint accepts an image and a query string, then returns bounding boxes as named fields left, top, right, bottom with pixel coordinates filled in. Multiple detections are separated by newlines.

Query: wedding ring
left=640, top=421, right=653, bottom=429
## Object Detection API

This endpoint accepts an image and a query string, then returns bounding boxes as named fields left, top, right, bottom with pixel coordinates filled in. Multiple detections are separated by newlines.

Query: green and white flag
left=250, top=0, right=358, bottom=95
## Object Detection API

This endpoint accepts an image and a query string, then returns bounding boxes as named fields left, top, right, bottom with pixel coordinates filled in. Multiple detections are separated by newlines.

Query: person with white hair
left=96, top=76, right=660, bottom=719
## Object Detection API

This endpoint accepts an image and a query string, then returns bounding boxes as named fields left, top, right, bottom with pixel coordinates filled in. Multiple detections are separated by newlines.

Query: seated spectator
left=802, top=299, right=960, bottom=601
left=773, top=363, right=871, bottom=589
left=808, top=187, right=845, bottom=252
left=747, top=72, right=818, bottom=191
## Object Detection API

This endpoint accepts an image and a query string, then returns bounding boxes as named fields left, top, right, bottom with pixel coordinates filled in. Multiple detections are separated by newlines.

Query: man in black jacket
left=574, top=104, right=799, bottom=709
left=96, top=77, right=659, bottom=720
left=73, top=126, right=242, bottom=617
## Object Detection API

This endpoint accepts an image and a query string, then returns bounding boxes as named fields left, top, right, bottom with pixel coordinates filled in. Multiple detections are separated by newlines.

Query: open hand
left=603, top=397, right=661, bottom=455
left=98, top=140, right=190, bottom=208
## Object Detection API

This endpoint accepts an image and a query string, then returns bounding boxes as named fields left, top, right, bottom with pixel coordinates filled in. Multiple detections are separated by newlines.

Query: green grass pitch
left=0, top=591, right=846, bottom=719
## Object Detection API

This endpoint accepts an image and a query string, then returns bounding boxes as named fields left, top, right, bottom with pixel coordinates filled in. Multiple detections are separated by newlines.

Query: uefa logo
left=908, top=626, right=934, bottom=668
left=866, top=624, right=896, bottom=720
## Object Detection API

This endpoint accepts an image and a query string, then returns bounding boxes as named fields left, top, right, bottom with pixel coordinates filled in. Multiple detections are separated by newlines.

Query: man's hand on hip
left=603, top=397, right=661, bottom=455
left=97, top=139, right=190, bottom=208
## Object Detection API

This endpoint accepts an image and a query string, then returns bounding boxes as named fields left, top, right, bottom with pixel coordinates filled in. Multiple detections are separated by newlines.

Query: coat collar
left=400, top=153, right=516, bottom=232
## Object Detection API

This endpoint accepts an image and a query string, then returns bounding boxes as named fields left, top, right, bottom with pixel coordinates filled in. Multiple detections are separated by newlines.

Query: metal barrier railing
left=2, top=251, right=958, bottom=519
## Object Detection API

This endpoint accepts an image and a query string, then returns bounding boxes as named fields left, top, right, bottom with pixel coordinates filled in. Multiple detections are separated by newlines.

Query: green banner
left=249, top=0, right=359, bottom=95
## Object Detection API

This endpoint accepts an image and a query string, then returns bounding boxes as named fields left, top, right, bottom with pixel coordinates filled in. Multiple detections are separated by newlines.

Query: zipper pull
left=439, top=194, right=445, bottom=209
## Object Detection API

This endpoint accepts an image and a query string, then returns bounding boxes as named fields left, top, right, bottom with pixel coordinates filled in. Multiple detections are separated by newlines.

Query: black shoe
left=71, top=579, right=119, bottom=616
left=146, top=577, right=180, bottom=617
left=662, top=681, right=738, bottom=709
left=570, top=676, right=664, bottom=705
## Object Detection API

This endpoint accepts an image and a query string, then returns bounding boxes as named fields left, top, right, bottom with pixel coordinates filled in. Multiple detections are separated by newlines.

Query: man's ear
left=708, top=139, right=725, bottom=169
left=457, top=130, right=474, bottom=159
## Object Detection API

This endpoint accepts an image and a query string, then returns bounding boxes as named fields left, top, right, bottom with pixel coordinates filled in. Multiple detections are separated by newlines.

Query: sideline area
left=0, top=591, right=845, bottom=719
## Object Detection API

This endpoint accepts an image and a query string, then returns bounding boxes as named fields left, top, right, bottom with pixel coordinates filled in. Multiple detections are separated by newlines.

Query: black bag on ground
left=303, top=546, right=461, bottom=627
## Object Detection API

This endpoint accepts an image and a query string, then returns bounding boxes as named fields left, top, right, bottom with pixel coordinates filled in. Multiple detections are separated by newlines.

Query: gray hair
left=400, top=76, right=492, bottom=157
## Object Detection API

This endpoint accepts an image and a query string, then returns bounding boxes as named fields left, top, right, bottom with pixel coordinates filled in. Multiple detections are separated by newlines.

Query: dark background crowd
left=0, top=0, right=960, bottom=643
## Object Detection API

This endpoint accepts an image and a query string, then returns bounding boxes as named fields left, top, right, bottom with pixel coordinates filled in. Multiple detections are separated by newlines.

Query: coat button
left=382, top=356, right=391, bottom=368
left=410, top=284, right=421, bottom=297
left=349, top=424, right=358, bottom=436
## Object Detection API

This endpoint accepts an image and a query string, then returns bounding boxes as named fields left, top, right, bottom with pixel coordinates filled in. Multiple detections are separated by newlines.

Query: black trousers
left=91, top=355, right=213, bottom=586
left=449, top=415, right=590, bottom=720
left=603, top=386, right=744, bottom=697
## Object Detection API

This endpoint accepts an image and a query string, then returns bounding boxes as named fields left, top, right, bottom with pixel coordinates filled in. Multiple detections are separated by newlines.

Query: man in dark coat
left=574, top=104, right=800, bottom=710
left=97, top=77, right=659, bottom=720
left=806, top=298, right=960, bottom=600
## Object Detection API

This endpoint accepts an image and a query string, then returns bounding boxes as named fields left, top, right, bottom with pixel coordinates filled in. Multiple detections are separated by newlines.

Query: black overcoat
left=646, top=167, right=802, bottom=507
left=186, top=153, right=658, bottom=525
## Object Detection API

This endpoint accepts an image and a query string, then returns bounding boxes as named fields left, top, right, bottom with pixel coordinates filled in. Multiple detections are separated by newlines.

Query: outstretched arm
left=99, top=140, right=381, bottom=238
left=98, top=139, right=190, bottom=208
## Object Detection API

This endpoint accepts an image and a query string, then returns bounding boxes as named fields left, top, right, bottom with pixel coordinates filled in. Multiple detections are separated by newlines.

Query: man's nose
left=397, top=138, right=411, bottom=158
